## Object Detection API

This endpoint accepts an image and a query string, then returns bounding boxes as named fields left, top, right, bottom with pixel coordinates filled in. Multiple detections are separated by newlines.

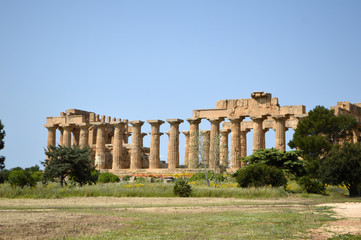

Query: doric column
left=220, top=129, right=230, bottom=167
left=273, top=115, right=288, bottom=151
left=147, top=120, right=164, bottom=169
left=251, top=116, right=266, bottom=152
left=123, top=119, right=129, bottom=144
left=352, top=127, right=360, bottom=143
left=208, top=117, right=224, bottom=168
left=79, top=124, right=89, bottom=148
left=95, top=123, right=106, bottom=170
left=187, top=118, right=201, bottom=169
left=72, top=129, right=80, bottom=146
left=261, top=128, right=269, bottom=149
left=182, top=131, right=190, bottom=167
left=240, top=129, right=250, bottom=167
left=200, top=130, right=210, bottom=166
left=112, top=122, right=125, bottom=170
left=62, top=125, right=72, bottom=147
left=88, top=126, right=96, bottom=147
left=229, top=117, right=244, bottom=170
left=139, top=133, right=147, bottom=147
left=59, top=127, right=64, bottom=146
left=130, top=120, right=144, bottom=169
left=166, top=119, right=184, bottom=169
left=45, top=126, right=56, bottom=148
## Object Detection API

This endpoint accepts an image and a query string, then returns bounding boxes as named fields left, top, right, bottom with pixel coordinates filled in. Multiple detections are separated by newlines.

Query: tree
left=288, top=106, right=357, bottom=177
left=8, top=169, right=36, bottom=188
left=242, top=148, right=306, bottom=178
left=0, top=120, right=5, bottom=170
left=319, top=142, right=361, bottom=197
left=42, top=145, right=96, bottom=187
left=289, top=106, right=357, bottom=160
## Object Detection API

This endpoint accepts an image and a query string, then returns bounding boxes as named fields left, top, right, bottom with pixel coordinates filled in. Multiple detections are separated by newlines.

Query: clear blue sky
left=1, top=1, right=360, bottom=169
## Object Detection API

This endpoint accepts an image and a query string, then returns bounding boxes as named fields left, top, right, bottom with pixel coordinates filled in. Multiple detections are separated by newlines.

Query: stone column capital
left=240, top=128, right=251, bottom=134
left=200, top=129, right=210, bottom=134
left=220, top=129, right=231, bottom=134
left=111, top=121, right=125, bottom=127
left=250, top=116, right=267, bottom=122
left=186, top=118, right=201, bottom=125
left=166, top=119, right=184, bottom=125
left=141, top=132, right=147, bottom=137
left=44, top=125, right=57, bottom=130
left=207, top=117, right=225, bottom=124
left=147, top=119, right=165, bottom=126
left=130, top=120, right=144, bottom=127
left=228, top=116, right=245, bottom=123
left=182, top=130, right=190, bottom=136
left=272, top=115, right=290, bottom=121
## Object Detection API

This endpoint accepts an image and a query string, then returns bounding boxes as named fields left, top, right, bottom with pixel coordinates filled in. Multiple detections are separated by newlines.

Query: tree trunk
left=348, top=183, right=360, bottom=197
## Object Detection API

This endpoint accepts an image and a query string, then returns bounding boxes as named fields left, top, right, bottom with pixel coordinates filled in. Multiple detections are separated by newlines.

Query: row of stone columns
left=46, top=114, right=290, bottom=171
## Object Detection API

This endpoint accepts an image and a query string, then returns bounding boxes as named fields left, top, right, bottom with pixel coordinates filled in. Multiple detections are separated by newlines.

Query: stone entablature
left=44, top=92, right=360, bottom=173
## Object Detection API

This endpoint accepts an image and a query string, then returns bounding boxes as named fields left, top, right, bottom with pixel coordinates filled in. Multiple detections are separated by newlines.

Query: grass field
left=0, top=182, right=360, bottom=239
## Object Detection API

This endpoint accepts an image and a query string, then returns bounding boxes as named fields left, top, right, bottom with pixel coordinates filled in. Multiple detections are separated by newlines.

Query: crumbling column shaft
left=46, top=126, right=56, bottom=148
left=95, top=124, right=106, bottom=169
left=230, top=118, right=242, bottom=169
left=148, top=120, right=164, bottom=169
left=187, top=118, right=201, bottom=169
left=112, top=123, right=124, bottom=170
left=79, top=126, right=89, bottom=148
left=274, top=117, right=287, bottom=151
left=130, top=121, right=144, bottom=170
left=182, top=131, right=190, bottom=167
left=201, top=130, right=210, bottom=166
left=252, top=117, right=265, bottom=152
left=220, top=129, right=230, bottom=167
left=240, top=129, right=249, bottom=167
left=167, top=119, right=183, bottom=169
left=62, top=126, right=72, bottom=147
left=208, top=118, right=223, bottom=168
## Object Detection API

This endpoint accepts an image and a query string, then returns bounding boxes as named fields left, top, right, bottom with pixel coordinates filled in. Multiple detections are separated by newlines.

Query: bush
left=8, top=170, right=36, bottom=188
left=0, top=169, right=10, bottom=183
left=98, top=172, right=120, bottom=183
left=189, top=172, right=226, bottom=182
left=174, top=179, right=192, bottom=197
left=122, top=175, right=131, bottom=181
left=297, top=176, right=326, bottom=195
left=234, top=163, right=287, bottom=188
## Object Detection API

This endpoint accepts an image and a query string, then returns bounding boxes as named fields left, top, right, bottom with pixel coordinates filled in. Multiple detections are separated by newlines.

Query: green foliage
left=0, top=119, right=5, bottom=171
left=242, top=148, right=306, bottom=177
left=297, top=176, right=326, bottom=195
left=189, top=172, right=226, bottom=182
left=122, top=175, right=131, bottom=181
left=42, top=145, right=95, bottom=187
left=234, top=163, right=287, bottom=188
left=319, top=142, right=361, bottom=197
left=8, top=169, right=36, bottom=188
left=0, top=169, right=10, bottom=183
left=174, top=179, right=192, bottom=197
left=98, top=172, right=120, bottom=183
left=289, top=106, right=357, bottom=161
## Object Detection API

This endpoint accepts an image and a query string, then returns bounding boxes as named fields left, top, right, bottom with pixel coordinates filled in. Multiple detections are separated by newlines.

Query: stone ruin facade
left=44, top=92, right=361, bottom=173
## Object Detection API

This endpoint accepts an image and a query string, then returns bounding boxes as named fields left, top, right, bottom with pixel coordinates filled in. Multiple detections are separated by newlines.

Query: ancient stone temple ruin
left=44, top=92, right=361, bottom=173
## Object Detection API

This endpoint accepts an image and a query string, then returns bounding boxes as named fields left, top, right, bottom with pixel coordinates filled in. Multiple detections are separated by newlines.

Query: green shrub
left=8, top=170, right=36, bottom=188
left=0, top=169, right=10, bottom=183
left=122, top=175, right=131, bottom=181
left=98, top=172, right=120, bottom=183
left=297, top=176, right=326, bottom=195
left=174, top=179, right=192, bottom=197
left=31, top=171, right=43, bottom=182
left=234, top=163, right=287, bottom=188
left=189, top=172, right=226, bottom=182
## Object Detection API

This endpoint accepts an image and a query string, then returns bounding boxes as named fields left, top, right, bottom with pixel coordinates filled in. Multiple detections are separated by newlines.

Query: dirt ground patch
left=311, top=202, right=361, bottom=239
